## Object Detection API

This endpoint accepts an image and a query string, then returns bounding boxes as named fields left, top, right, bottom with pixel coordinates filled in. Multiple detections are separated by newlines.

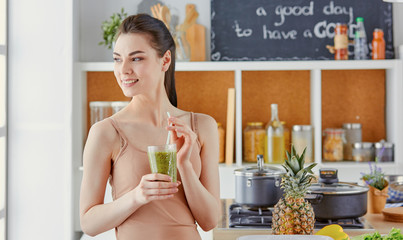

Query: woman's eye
left=113, top=57, right=121, bottom=62
left=132, top=57, right=142, bottom=62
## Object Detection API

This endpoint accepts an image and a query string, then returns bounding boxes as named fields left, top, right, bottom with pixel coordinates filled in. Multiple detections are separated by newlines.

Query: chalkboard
left=211, top=0, right=394, bottom=61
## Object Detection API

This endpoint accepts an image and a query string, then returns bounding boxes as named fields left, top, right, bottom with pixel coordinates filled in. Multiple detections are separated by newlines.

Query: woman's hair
left=116, top=14, right=177, bottom=107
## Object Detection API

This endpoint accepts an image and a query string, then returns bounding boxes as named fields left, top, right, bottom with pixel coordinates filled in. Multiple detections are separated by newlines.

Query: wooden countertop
left=213, top=199, right=403, bottom=240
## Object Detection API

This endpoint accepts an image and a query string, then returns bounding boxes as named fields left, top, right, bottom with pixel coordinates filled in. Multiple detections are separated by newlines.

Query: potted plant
left=361, top=147, right=389, bottom=213
left=99, top=8, right=128, bottom=49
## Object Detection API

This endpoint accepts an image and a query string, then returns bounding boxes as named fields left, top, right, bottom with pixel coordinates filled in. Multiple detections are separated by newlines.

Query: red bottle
left=334, top=23, right=348, bottom=60
left=372, top=29, right=385, bottom=60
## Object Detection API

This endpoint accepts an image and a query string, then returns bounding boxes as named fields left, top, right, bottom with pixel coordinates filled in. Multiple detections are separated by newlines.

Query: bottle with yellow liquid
left=264, top=104, right=285, bottom=164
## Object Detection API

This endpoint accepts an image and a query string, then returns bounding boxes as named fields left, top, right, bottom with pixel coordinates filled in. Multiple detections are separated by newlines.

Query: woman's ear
left=162, top=50, right=171, bottom=72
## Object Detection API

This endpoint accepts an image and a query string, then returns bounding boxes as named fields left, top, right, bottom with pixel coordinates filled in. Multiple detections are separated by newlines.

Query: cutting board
left=186, top=23, right=206, bottom=61
left=382, top=207, right=403, bottom=222
left=184, top=4, right=206, bottom=61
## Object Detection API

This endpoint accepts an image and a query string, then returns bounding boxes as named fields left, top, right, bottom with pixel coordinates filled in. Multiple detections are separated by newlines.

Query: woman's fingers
left=142, top=173, right=173, bottom=182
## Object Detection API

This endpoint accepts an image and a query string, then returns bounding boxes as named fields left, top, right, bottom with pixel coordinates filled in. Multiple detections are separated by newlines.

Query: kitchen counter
left=213, top=199, right=403, bottom=240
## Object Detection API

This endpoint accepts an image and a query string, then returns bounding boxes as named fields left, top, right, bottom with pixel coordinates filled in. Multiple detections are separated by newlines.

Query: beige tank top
left=108, top=112, right=202, bottom=240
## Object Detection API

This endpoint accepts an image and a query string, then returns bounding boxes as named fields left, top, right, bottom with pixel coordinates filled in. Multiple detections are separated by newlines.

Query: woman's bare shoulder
left=86, top=118, right=119, bottom=146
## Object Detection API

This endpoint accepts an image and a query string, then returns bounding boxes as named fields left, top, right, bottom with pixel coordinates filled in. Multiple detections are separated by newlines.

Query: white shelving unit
left=76, top=59, right=403, bottom=167
left=73, top=59, right=403, bottom=230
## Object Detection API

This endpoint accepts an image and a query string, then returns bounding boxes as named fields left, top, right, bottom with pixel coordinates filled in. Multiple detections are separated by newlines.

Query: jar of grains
left=323, top=128, right=346, bottom=162
left=243, top=122, right=266, bottom=162
left=217, top=122, right=225, bottom=163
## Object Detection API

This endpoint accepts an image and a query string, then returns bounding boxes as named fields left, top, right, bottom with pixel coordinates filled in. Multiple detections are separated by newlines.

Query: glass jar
left=323, top=128, right=346, bottom=162
left=292, top=125, right=314, bottom=163
left=342, top=123, right=362, bottom=161
left=89, top=101, right=112, bottom=125
left=217, top=122, right=225, bottom=163
left=334, top=23, right=349, bottom=60
left=374, top=141, right=394, bottom=162
left=244, top=122, right=266, bottom=163
left=111, top=101, right=130, bottom=114
left=174, top=30, right=190, bottom=61
left=352, top=142, right=375, bottom=162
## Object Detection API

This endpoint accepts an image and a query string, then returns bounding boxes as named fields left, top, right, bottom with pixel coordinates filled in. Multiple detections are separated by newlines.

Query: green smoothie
left=147, top=144, right=177, bottom=182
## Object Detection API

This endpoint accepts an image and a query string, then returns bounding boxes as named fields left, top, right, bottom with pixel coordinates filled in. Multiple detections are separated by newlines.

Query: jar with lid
left=244, top=122, right=266, bottom=163
left=352, top=142, right=375, bottom=162
left=342, top=123, right=362, bottom=161
left=111, top=101, right=130, bottom=114
left=292, top=125, right=314, bottom=163
left=334, top=23, right=349, bottom=60
left=217, top=122, right=225, bottom=163
left=89, top=101, right=112, bottom=126
left=375, top=141, right=394, bottom=162
left=323, top=128, right=346, bottom=162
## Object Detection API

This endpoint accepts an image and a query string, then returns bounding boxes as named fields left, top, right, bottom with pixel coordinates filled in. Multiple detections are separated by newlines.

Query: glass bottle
left=334, top=23, right=348, bottom=60
left=174, top=30, right=190, bottom=61
left=264, top=104, right=285, bottom=164
left=372, top=28, right=385, bottom=60
left=354, top=17, right=369, bottom=60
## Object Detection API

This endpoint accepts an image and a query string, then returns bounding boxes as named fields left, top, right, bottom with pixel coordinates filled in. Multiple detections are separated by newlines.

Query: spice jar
left=352, top=142, right=375, bottom=162
left=243, top=122, right=266, bottom=163
left=323, top=128, right=346, bottom=162
left=375, top=141, right=394, bottom=162
left=217, top=122, right=225, bottom=163
left=372, top=28, right=385, bottom=60
left=334, top=23, right=349, bottom=60
left=342, top=123, right=362, bottom=161
left=292, top=125, right=314, bottom=163
left=89, top=101, right=112, bottom=126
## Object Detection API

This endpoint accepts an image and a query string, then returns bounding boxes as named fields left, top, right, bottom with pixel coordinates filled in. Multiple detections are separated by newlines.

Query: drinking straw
left=166, top=112, right=172, bottom=145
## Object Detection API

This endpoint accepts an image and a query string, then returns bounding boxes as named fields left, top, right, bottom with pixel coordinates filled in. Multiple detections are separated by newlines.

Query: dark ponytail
left=116, top=14, right=177, bottom=107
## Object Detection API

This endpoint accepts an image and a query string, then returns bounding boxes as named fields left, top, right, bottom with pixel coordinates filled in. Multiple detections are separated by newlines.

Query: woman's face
left=113, top=33, right=166, bottom=98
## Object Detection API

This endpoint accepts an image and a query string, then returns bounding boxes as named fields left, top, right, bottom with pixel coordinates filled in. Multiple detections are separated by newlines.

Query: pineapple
left=272, top=146, right=317, bottom=235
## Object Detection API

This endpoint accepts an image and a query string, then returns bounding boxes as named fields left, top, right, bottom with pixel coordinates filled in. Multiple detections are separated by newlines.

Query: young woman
left=80, top=14, right=220, bottom=239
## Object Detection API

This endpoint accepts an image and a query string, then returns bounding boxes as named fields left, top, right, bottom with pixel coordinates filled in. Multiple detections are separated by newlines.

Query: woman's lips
left=122, top=79, right=139, bottom=87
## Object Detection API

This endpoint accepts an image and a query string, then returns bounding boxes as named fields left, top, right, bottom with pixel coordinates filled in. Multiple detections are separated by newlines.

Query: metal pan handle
left=305, top=193, right=323, bottom=204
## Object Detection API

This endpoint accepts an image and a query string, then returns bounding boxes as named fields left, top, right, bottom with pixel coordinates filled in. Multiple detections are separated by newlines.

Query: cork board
left=322, top=70, right=386, bottom=142
left=86, top=69, right=386, bottom=143
left=242, top=71, right=311, bottom=130
left=175, top=71, right=235, bottom=129
left=86, top=72, right=131, bottom=132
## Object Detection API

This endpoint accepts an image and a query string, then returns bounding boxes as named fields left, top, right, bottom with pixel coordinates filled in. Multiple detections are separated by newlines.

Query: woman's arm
left=168, top=114, right=221, bottom=231
left=80, top=120, right=179, bottom=236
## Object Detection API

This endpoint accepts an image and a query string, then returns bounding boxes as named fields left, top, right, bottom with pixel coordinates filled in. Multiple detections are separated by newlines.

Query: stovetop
left=229, top=203, right=367, bottom=229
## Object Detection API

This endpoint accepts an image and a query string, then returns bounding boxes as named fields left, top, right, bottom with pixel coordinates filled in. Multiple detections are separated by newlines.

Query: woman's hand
left=133, top=173, right=180, bottom=205
left=167, top=116, right=197, bottom=166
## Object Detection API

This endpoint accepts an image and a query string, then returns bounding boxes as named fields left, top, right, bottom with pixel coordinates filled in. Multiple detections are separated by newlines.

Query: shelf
left=77, top=59, right=400, bottom=72
left=75, top=59, right=403, bottom=168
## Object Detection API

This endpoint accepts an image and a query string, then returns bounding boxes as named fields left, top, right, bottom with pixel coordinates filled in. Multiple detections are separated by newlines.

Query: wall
left=6, top=1, right=403, bottom=240
left=8, top=0, right=74, bottom=239
left=80, top=1, right=403, bottom=62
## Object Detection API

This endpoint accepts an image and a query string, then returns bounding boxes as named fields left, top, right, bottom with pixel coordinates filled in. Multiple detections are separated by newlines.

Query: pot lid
left=234, top=165, right=285, bottom=177
left=308, top=182, right=369, bottom=195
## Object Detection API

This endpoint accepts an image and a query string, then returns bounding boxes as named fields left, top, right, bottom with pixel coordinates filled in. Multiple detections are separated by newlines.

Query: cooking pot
left=234, top=155, right=285, bottom=207
left=306, top=169, right=369, bottom=220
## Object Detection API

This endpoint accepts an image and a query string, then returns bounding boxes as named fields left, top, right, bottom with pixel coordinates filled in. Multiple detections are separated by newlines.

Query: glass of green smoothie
left=147, top=143, right=177, bottom=182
